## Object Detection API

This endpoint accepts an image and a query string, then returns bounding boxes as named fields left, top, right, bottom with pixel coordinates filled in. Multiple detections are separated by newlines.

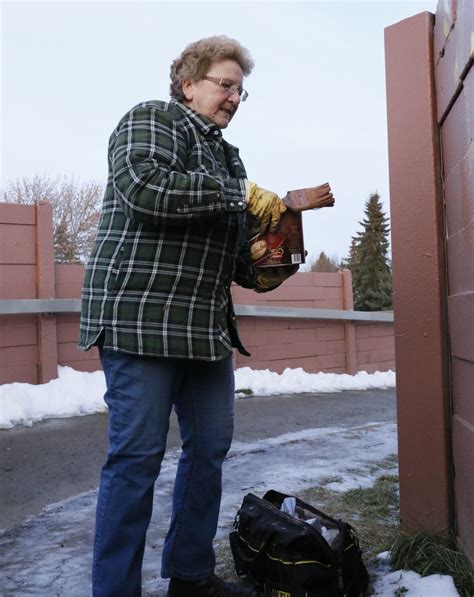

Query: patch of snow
left=372, top=569, right=460, bottom=596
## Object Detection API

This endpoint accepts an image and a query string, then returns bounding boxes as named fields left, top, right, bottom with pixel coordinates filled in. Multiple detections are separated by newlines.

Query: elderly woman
left=80, top=35, right=297, bottom=597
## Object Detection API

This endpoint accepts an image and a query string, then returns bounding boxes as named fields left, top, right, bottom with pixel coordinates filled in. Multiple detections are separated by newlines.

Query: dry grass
left=299, top=473, right=400, bottom=563
left=390, top=532, right=474, bottom=597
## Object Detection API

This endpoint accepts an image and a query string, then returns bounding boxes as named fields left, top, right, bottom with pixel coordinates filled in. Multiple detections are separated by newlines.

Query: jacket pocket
left=108, top=243, right=126, bottom=292
left=218, top=324, right=233, bottom=352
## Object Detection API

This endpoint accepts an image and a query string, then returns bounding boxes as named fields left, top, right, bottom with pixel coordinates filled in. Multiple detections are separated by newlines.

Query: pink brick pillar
left=36, top=202, right=58, bottom=383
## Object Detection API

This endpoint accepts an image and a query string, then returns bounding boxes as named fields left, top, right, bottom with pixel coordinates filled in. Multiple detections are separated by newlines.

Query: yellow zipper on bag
left=237, top=533, right=333, bottom=568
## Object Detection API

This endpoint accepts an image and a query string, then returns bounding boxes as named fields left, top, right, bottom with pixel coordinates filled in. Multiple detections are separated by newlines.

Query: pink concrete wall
left=233, top=272, right=345, bottom=310
left=0, top=202, right=395, bottom=384
left=0, top=204, right=41, bottom=384
left=55, top=264, right=100, bottom=372
left=0, top=315, right=38, bottom=384
left=233, top=272, right=345, bottom=373
left=434, top=0, right=474, bottom=564
left=355, top=323, right=396, bottom=374
left=235, top=316, right=347, bottom=374
left=233, top=272, right=395, bottom=374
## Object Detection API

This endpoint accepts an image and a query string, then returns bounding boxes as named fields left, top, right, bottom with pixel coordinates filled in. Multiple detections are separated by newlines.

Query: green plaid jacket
left=79, top=100, right=264, bottom=360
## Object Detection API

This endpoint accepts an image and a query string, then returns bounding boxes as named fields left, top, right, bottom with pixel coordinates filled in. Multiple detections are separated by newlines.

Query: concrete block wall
left=434, top=0, right=474, bottom=564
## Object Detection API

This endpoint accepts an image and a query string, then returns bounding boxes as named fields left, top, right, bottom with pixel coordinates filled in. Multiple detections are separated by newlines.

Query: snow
left=0, top=367, right=107, bottom=429
left=372, top=569, right=460, bottom=596
left=373, top=553, right=460, bottom=596
left=0, top=366, right=459, bottom=596
left=0, top=365, right=395, bottom=429
left=235, top=366, right=395, bottom=396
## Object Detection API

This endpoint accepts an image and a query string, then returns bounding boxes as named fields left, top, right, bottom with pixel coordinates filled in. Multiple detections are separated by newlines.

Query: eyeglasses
left=202, top=76, right=249, bottom=102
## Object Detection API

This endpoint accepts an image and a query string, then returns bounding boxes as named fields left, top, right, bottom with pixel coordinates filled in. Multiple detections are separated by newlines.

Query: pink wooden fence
left=233, top=274, right=395, bottom=374
left=0, top=202, right=395, bottom=384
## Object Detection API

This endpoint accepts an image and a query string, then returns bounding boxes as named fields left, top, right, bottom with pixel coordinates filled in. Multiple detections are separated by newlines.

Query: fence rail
left=0, top=299, right=394, bottom=323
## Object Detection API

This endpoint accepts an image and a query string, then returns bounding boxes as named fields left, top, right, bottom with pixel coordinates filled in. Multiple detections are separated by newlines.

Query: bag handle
left=263, top=489, right=343, bottom=528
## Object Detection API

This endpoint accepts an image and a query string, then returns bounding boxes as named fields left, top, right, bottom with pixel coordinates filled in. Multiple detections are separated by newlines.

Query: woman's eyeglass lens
left=202, top=76, right=248, bottom=102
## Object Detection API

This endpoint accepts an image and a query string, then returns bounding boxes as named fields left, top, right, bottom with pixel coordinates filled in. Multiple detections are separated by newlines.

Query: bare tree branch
left=2, top=175, right=103, bottom=263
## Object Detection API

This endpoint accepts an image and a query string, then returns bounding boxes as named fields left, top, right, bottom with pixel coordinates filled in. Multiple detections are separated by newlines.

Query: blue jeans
left=93, top=348, right=235, bottom=596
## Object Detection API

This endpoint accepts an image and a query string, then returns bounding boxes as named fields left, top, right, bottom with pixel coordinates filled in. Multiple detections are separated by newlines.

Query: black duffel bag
left=230, top=490, right=369, bottom=597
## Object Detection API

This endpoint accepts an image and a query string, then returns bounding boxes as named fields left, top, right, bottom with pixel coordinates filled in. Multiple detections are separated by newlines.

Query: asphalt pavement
left=0, top=389, right=396, bottom=531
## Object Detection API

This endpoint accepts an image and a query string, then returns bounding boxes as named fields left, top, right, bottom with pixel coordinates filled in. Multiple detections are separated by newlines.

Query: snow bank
left=0, top=366, right=395, bottom=429
left=0, top=367, right=107, bottom=428
left=235, top=367, right=395, bottom=395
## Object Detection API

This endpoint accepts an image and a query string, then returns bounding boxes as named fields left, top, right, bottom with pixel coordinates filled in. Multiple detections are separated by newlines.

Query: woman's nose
left=227, top=89, right=241, bottom=105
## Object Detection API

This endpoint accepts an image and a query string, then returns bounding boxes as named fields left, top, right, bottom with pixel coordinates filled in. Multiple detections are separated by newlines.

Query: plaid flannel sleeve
left=111, top=104, right=247, bottom=225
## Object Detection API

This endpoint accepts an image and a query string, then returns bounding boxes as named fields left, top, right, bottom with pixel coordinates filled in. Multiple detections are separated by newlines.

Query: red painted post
left=35, top=202, right=58, bottom=383
left=385, top=13, right=453, bottom=535
left=341, top=269, right=357, bottom=374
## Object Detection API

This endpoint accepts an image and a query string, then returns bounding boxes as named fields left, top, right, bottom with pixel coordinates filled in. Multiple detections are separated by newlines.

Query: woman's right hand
left=246, top=181, right=287, bottom=233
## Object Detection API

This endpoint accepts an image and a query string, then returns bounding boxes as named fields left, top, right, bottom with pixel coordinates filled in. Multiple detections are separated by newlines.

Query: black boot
left=167, top=573, right=257, bottom=596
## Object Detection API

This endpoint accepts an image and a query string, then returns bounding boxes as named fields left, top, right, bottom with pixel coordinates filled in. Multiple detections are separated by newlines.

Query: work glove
left=247, top=181, right=287, bottom=233
left=254, top=265, right=299, bottom=291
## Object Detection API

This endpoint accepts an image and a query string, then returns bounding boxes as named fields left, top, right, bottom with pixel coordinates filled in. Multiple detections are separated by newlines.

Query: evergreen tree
left=346, top=192, right=392, bottom=311
left=340, top=238, right=360, bottom=273
left=310, top=251, right=340, bottom=273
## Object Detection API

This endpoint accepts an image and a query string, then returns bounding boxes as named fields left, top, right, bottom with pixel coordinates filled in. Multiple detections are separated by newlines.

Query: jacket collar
left=173, top=100, right=223, bottom=139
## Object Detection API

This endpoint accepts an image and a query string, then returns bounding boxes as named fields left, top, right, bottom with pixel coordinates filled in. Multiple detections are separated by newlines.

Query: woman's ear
left=182, top=79, right=194, bottom=102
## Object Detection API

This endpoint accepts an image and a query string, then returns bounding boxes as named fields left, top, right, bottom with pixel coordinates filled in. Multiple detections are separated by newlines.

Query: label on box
left=248, top=210, right=305, bottom=268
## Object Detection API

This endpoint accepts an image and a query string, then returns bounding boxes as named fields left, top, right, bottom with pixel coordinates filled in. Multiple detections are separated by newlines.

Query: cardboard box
left=248, top=183, right=334, bottom=268
left=248, top=211, right=305, bottom=268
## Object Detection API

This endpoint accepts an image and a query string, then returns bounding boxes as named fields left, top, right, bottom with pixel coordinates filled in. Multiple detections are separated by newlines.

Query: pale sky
left=1, top=0, right=438, bottom=264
